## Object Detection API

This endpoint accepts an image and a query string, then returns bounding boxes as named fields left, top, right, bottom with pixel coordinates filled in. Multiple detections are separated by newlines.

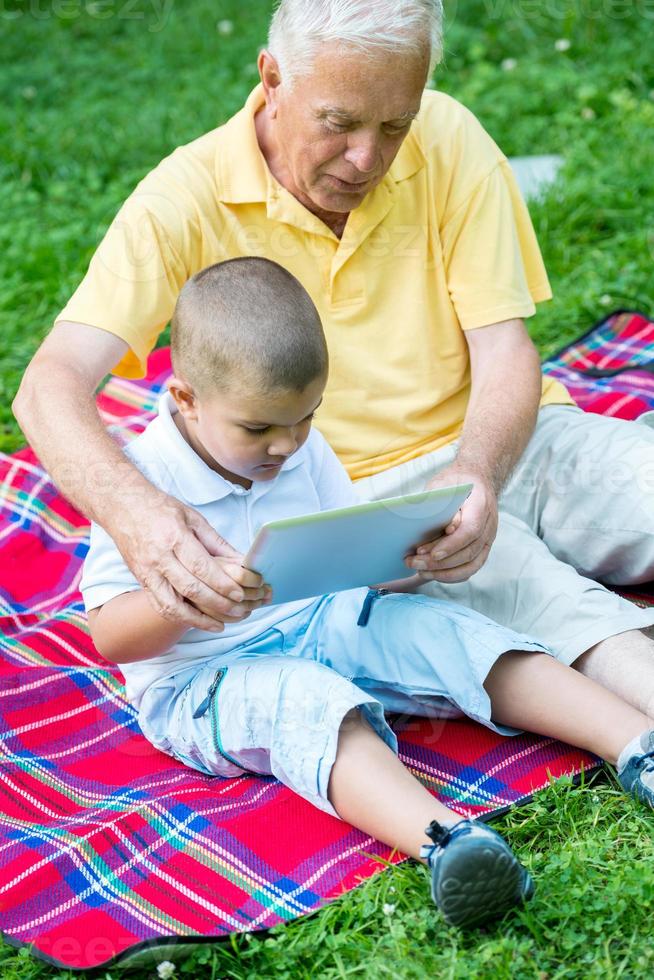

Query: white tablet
left=243, top=483, right=473, bottom=605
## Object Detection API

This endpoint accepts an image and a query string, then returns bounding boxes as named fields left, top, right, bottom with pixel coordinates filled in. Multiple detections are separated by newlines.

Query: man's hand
left=404, top=466, right=499, bottom=583
left=402, top=319, right=541, bottom=584
left=12, top=322, right=270, bottom=631
left=111, top=488, right=271, bottom=632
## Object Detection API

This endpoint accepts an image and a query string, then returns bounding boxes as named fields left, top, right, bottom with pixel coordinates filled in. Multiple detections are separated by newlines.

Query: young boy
left=81, top=258, right=654, bottom=930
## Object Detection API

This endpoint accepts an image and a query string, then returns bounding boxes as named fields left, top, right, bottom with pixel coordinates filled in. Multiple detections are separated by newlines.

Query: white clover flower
left=600, top=294, right=612, bottom=306
left=382, top=902, right=397, bottom=916
left=21, top=86, right=37, bottom=100
left=217, top=19, right=234, bottom=35
left=501, top=58, right=518, bottom=72
left=581, top=106, right=596, bottom=120
left=157, top=962, right=177, bottom=980
left=554, top=38, right=571, bottom=52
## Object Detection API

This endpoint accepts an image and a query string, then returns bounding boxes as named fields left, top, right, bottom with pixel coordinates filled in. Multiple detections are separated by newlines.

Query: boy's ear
left=167, top=377, right=199, bottom=420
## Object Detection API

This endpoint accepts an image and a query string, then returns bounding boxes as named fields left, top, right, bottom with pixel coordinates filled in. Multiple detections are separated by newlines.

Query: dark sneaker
left=617, top=730, right=654, bottom=807
left=420, top=818, right=535, bottom=929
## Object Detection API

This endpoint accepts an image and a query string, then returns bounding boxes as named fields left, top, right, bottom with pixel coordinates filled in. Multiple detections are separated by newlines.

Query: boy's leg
left=483, top=651, right=652, bottom=764
left=328, top=707, right=460, bottom=860
left=289, top=589, right=654, bottom=802
left=286, top=587, right=553, bottom=739
left=140, top=644, right=459, bottom=829
left=328, top=706, right=534, bottom=929
left=140, top=620, right=534, bottom=928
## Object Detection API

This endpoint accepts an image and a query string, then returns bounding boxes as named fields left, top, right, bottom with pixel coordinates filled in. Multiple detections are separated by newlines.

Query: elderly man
left=13, top=0, right=654, bottom=714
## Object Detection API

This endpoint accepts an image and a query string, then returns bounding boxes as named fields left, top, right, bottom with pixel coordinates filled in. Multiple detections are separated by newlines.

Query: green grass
left=1, top=0, right=654, bottom=977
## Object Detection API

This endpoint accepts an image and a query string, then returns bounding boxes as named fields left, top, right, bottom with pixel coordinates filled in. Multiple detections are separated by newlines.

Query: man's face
left=259, top=44, right=430, bottom=216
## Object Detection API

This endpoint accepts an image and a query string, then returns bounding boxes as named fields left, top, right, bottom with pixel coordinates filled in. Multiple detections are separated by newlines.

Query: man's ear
left=167, top=377, right=199, bottom=420
left=258, top=49, right=283, bottom=118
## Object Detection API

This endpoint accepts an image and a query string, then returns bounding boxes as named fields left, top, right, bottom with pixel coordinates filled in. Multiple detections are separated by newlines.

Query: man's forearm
left=13, top=359, right=156, bottom=528
left=455, top=341, right=542, bottom=493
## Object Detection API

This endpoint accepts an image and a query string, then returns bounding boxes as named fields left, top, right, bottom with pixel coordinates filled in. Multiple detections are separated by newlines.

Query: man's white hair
left=268, top=0, right=443, bottom=87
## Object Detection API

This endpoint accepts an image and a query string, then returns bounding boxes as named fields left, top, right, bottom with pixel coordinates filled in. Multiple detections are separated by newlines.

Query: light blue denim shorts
left=137, top=588, right=550, bottom=818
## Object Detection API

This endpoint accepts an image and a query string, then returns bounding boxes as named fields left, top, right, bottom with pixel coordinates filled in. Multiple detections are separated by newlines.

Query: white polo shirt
left=80, top=392, right=358, bottom=706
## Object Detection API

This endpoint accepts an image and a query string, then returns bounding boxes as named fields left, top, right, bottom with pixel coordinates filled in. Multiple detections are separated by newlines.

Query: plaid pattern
left=543, top=309, right=654, bottom=418
left=1, top=316, right=652, bottom=970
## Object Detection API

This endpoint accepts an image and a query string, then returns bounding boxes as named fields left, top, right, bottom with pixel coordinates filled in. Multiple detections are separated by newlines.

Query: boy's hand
left=209, top=557, right=273, bottom=623
left=404, top=466, right=497, bottom=584
left=109, top=489, right=271, bottom=632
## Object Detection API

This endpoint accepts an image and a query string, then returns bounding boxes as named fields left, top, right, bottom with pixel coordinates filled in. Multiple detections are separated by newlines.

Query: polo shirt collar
left=151, top=391, right=305, bottom=506
left=215, top=86, right=270, bottom=205
left=389, top=125, right=425, bottom=183
left=216, top=84, right=426, bottom=213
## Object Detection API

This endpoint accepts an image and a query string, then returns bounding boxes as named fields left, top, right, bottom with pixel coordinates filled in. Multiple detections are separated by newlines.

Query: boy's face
left=169, top=376, right=326, bottom=489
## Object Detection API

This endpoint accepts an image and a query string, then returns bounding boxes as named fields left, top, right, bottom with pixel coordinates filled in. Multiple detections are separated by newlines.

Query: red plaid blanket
left=1, top=311, right=651, bottom=970
left=543, top=308, right=654, bottom=418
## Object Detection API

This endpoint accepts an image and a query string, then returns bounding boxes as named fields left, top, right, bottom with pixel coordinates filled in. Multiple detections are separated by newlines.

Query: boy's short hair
left=170, top=257, right=328, bottom=396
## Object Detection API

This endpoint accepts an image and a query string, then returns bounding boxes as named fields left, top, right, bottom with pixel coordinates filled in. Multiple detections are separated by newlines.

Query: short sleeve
left=80, top=521, right=141, bottom=612
left=311, top=432, right=359, bottom=511
left=441, top=159, right=552, bottom=330
left=55, top=176, right=191, bottom=379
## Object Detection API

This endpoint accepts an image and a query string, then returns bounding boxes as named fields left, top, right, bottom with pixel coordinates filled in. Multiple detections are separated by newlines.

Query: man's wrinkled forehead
left=287, top=46, right=429, bottom=121
left=316, top=100, right=421, bottom=125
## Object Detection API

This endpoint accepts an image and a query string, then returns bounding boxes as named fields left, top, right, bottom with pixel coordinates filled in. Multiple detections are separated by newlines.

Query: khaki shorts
left=354, top=406, right=654, bottom=665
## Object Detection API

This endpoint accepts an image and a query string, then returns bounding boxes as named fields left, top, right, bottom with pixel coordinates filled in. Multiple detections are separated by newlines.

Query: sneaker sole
left=433, top=834, right=533, bottom=929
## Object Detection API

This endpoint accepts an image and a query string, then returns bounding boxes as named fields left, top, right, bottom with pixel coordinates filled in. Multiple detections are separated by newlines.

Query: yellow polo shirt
left=56, top=85, right=572, bottom=480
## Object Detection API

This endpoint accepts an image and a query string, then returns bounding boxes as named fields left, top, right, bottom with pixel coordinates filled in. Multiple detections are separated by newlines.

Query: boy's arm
left=87, top=563, right=269, bottom=665
left=88, top=590, right=188, bottom=664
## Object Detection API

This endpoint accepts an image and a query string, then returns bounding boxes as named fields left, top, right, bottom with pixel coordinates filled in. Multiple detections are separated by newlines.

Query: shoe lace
left=424, top=819, right=453, bottom=847
left=419, top=819, right=456, bottom=862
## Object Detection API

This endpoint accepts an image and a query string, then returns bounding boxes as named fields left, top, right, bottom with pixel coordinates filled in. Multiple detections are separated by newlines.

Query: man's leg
left=484, top=649, right=650, bottom=763
left=354, top=415, right=654, bottom=707
left=501, top=405, right=654, bottom=712
left=503, top=405, right=654, bottom=585
left=574, top=631, right=654, bottom=718
left=415, top=511, right=654, bottom=701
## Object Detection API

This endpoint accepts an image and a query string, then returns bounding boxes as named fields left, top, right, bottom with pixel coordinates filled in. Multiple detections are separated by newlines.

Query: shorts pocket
left=192, top=666, right=247, bottom=775
left=139, top=671, right=247, bottom=778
